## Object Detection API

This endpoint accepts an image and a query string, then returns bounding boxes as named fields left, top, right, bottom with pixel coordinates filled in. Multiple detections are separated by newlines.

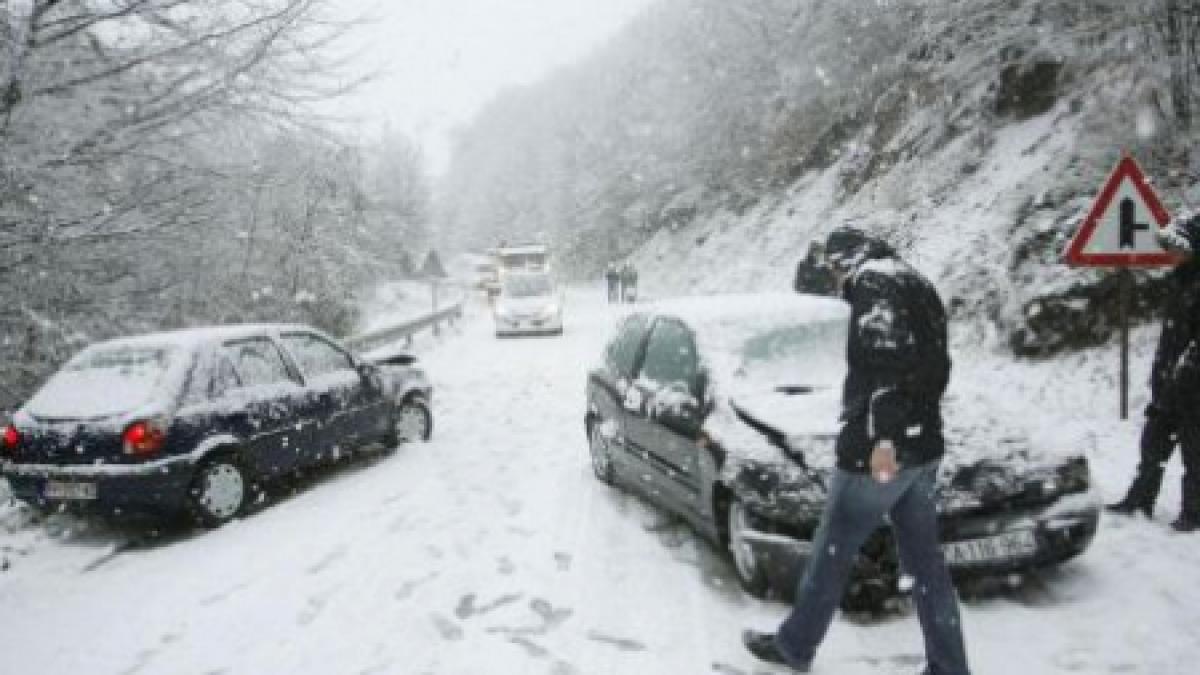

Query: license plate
left=942, top=530, right=1036, bottom=565
left=45, top=481, right=98, bottom=500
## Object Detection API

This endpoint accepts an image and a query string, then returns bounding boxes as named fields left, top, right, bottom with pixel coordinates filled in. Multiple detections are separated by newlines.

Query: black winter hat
left=823, top=225, right=895, bottom=273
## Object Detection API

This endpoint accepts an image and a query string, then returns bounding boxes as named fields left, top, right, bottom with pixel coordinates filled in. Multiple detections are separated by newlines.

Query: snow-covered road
left=1, top=287, right=1198, bottom=674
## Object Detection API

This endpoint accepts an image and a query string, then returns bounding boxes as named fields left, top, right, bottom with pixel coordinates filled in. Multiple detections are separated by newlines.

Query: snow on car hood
left=630, top=293, right=847, bottom=463
left=652, top=293, right=1079, bottom=477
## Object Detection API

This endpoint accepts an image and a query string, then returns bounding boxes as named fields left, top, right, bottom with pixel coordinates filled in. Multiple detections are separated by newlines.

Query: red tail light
left=123, top=420, right=166, bottom=457
left=2, top=424, right=20, bottom=454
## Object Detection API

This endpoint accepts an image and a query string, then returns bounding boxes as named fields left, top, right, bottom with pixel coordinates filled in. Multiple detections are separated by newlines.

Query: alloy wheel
left=727, top=499, right=769, bottom=597
left=588, top=424, right=614, bottom=484
left=395, top=400, right=432, bottom=442
left=194, top=460, right=246, bottom=526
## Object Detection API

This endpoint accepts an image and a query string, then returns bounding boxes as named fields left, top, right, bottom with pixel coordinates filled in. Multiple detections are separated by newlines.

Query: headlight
left=494, top=306, right=513, bottom=319
left=541, top=304, right=560, bottom=319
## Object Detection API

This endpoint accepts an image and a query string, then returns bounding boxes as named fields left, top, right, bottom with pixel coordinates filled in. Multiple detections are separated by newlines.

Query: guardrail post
left=431, top=280, right=441, bottom=337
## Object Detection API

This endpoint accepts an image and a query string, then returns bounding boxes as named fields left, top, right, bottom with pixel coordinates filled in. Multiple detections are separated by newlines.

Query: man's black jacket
left=835, top=256, right=951, bottom=473
left=1151, top=258, right=1200, bottom=413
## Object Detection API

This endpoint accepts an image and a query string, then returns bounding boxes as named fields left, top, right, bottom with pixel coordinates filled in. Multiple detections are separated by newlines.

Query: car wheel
left=189, top=456, right=248, bottom=528
left=588, top=422, right=615, bottom=485
left=394, top=397, right=433, bottom=443
left=727, top=497, right=770, bottom=598
left=842, top=577, right=893, bottom=614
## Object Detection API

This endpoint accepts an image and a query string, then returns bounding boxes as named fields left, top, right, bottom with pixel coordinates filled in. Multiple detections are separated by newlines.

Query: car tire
left=391, top=396, right=433, bottom=444
left=726, top=497, right=770, bottom=598
left=842, top=577, right=893, bottom=614
left=188, top=455, right=248, bottom=528
left=588, top=422, right=615, bottom=485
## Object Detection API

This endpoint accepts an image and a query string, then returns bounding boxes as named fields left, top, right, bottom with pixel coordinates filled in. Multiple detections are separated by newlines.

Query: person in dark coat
left=1108, top=212, right=1200, bottom=532
left=743, top=225, right=970, bottom=675
left=794, top=240, right=838, bottom=296
left=620, top=262, right=638, bottom=303
left=604, top=263, right=620, bottom=303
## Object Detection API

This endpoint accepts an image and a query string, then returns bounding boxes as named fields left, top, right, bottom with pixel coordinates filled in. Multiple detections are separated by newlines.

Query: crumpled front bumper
left=738, top=490, right=1101, bottom=594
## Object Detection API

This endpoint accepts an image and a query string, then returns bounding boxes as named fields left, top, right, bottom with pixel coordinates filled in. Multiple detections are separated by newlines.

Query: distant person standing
left=620, top=262, right=638, bottom=303
left=1108, top=212, right=1200, bottom=532
left=743, top=225, right=969, bottom=675
left=605, top=263, right=620, bottom=303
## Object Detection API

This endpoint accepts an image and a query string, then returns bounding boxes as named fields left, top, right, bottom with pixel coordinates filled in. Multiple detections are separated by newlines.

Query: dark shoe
left=1106, top=499, right=1153, bottom=517
left=1170, top=515, right=1200, bottom=532
left=742, top=630, right=810, bottom=671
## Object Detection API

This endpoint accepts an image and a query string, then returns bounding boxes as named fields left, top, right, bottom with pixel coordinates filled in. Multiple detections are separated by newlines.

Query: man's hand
left=870, top=439, right=899, bottom=484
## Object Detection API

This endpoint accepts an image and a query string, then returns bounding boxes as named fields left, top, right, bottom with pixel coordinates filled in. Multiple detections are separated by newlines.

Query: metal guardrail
left=343, top=301, right=464, bottom=354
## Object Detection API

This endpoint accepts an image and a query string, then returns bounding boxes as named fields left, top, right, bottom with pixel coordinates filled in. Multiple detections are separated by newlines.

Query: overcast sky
left=327, top=0, right=656, bottom=171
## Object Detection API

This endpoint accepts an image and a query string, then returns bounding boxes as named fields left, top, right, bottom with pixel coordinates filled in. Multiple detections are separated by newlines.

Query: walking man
left=743, top=225, right=970, bottom=675
left=620, top=262, right=638, bottom=303
left=1108, top=212, right=1200, bottom=532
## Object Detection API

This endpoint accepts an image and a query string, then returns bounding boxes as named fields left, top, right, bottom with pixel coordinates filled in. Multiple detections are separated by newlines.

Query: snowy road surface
left=1, top=287, right=1199, bottom=674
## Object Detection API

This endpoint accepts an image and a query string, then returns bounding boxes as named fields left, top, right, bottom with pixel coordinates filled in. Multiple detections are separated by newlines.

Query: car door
left=623, top=317, right=705, bottom=516
left=278, top=331, right=387, bottom=458
left=588, top=314, right=652, bottom=481
left=219, top=337, right=313, bottom=477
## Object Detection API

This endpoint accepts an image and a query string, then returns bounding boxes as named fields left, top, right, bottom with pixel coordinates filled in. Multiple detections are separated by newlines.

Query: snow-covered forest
left=0, top=0, right=431, bottom=409
left=438, top=0, right=1200, bottom=354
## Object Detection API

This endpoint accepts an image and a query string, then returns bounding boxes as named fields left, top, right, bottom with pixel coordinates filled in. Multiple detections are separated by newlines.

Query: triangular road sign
left=1064, top=155, right=1181, bottom=267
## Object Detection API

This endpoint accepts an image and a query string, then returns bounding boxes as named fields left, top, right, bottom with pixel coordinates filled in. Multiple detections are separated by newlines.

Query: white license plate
left=942, top=530, right=1037, bottom=565
left=44, top=481, right=98, bottom=500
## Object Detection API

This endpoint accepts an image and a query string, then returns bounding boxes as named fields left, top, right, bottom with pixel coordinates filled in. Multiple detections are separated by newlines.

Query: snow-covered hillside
left=1, top=288, right=1197, bottom=674
left=625, top=103, right=1134, bottom=357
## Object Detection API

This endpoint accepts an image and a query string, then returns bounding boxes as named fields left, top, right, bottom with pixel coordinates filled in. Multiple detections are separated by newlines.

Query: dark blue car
left=1, top=324, right=432, bottom=526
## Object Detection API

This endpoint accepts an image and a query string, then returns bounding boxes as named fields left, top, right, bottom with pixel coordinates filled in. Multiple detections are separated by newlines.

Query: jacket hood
left=824, top=225, right=895, bottom=274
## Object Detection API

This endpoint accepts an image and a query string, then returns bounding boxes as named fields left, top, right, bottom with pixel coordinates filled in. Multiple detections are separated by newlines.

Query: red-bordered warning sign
left=1063, top=155, right=1181, bottom=267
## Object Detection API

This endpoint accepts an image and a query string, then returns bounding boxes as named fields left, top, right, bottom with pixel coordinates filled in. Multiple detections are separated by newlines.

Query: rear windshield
left=25, top=347, right=175, bottom=420
left=503, top=275, right=553, bottom=298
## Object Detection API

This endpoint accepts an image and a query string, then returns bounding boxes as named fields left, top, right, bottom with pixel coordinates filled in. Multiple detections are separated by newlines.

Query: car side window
left=180, top=353, right=213, bottom=405
left=639, top=319, right=699, bottom=385
left=605, top=314, right=650, bottom=378
left=224, top=337, right=296, bottom=388
left=210, top=355, right=242, bottom=398
left=280, top=333, right=355, bottom=379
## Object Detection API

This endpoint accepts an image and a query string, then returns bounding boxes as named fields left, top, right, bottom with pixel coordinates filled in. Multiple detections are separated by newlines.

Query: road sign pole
left=1065, top=153, right=1178, bottom=421
left=1119, top=268, right=1131, bottom=420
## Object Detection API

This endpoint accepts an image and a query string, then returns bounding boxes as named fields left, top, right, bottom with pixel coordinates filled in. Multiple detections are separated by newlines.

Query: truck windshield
left=503, top=275, right=553, bottom=298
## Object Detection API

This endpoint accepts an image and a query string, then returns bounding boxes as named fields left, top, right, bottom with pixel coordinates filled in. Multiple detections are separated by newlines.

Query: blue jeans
left=775, top=461, right=970, bottom=675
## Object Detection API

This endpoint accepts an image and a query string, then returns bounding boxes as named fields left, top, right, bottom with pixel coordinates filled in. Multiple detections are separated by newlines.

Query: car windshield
left=24, top=346, right=176, bottom=420
left=733, top=320, right=847, bottom=390
left=499, top=252, right=545, bottom=269
left=502, top=275, right=553, bottom=298
left=652, top=294, right=849, bottom=395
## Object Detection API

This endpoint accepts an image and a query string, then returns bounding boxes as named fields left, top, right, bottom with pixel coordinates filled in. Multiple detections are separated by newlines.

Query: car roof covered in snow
left=619, top=293, right=848, bottom=462
left=636, top=293, right=849, bottom=384
left=82, top=323, right=326, bottom=355
left=639, top=293, right=847, bottom=340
